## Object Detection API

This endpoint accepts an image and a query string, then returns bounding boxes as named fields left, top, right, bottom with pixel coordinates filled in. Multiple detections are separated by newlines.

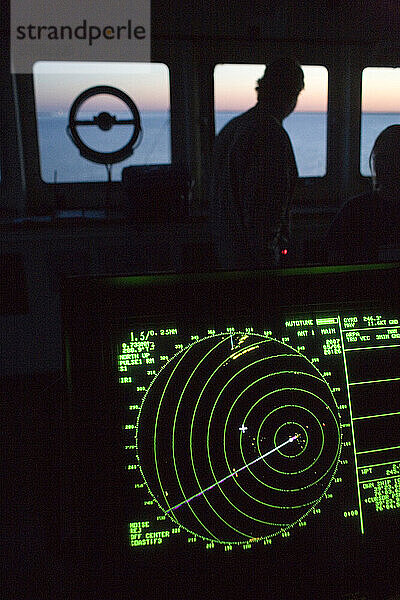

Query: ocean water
left=36, top=111, right=400, bottom=183
left=216, top=111, right=328, bottom=178
left=37, top=111, right=172, bottom=183
left=360, top=113, right=400, bottom=175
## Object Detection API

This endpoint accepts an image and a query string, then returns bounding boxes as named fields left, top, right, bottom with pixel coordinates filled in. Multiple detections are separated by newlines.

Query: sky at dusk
left=33, top=62, right=399, bottom=114
left=361, top=67, right=400, bottom=113
left=214, top=65, right=400, bottom=113
left=214, top=64, right=328, bottom=112
left=33, top=62, right=170, bottom=112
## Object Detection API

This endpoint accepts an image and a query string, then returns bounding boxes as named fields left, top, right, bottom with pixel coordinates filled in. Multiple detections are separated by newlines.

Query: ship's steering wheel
left=67, top=85, right=142, bottom=166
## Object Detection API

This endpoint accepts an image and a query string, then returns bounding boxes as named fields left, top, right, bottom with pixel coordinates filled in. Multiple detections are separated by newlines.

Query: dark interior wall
left=4, top=371, right=66, bottom=597
left=3, top=0, right=400, bottom=48
left=151, top=0, right=400, bottom=46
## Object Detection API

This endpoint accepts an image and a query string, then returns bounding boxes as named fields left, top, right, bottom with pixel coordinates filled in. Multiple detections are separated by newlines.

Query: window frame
left=212, top=61, right=330, bottom=180
left=15, top=46, right=186, bottom=215
left=199, top=46, right=399, bottom=210
left=195, top=43, right=342, bottom=210
left=359, top=63, right=400, bottom=179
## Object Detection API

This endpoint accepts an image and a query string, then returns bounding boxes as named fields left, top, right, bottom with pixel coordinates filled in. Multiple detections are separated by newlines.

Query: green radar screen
left=136, top=333, right=342, bottom=545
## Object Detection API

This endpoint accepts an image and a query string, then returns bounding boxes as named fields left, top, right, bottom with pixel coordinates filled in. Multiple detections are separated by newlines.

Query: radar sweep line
left=166, top=434, right=300, bottom=513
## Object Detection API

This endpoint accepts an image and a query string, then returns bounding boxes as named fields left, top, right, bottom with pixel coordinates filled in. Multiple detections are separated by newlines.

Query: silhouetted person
left=324, top=125, right=400, bottom=264
left=210, top=57, right=304, bottom=270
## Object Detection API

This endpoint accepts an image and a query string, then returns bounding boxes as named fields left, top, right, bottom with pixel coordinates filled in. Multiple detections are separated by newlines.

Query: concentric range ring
left=136, top=333, right=342, bottom=544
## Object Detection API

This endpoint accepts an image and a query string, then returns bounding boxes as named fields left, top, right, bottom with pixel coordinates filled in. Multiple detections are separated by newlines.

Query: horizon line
left=36, top=108, right=400, bottom=114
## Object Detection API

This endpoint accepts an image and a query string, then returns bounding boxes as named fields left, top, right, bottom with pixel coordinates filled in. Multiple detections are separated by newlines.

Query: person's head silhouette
left=370, top=124, right=400, bottom=199
left=255, top=57, right=304, bottom=121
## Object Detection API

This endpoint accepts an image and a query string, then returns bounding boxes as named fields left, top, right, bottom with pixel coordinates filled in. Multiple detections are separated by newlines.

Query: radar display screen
left=107, top=270, right=400, bottom=554
left=62, top=264, right=400, bottom=594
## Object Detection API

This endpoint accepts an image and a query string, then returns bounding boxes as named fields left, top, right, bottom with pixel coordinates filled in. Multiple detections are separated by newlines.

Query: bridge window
left=213, top=64, right=328, bottom=177
left=360, top=67, right=400, bottom=176
left=33, top=61, right=171, bottom=183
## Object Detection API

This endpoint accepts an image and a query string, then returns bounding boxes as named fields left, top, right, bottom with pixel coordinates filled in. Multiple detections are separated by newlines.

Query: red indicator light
left=281, top=248, right=288, bottom=255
